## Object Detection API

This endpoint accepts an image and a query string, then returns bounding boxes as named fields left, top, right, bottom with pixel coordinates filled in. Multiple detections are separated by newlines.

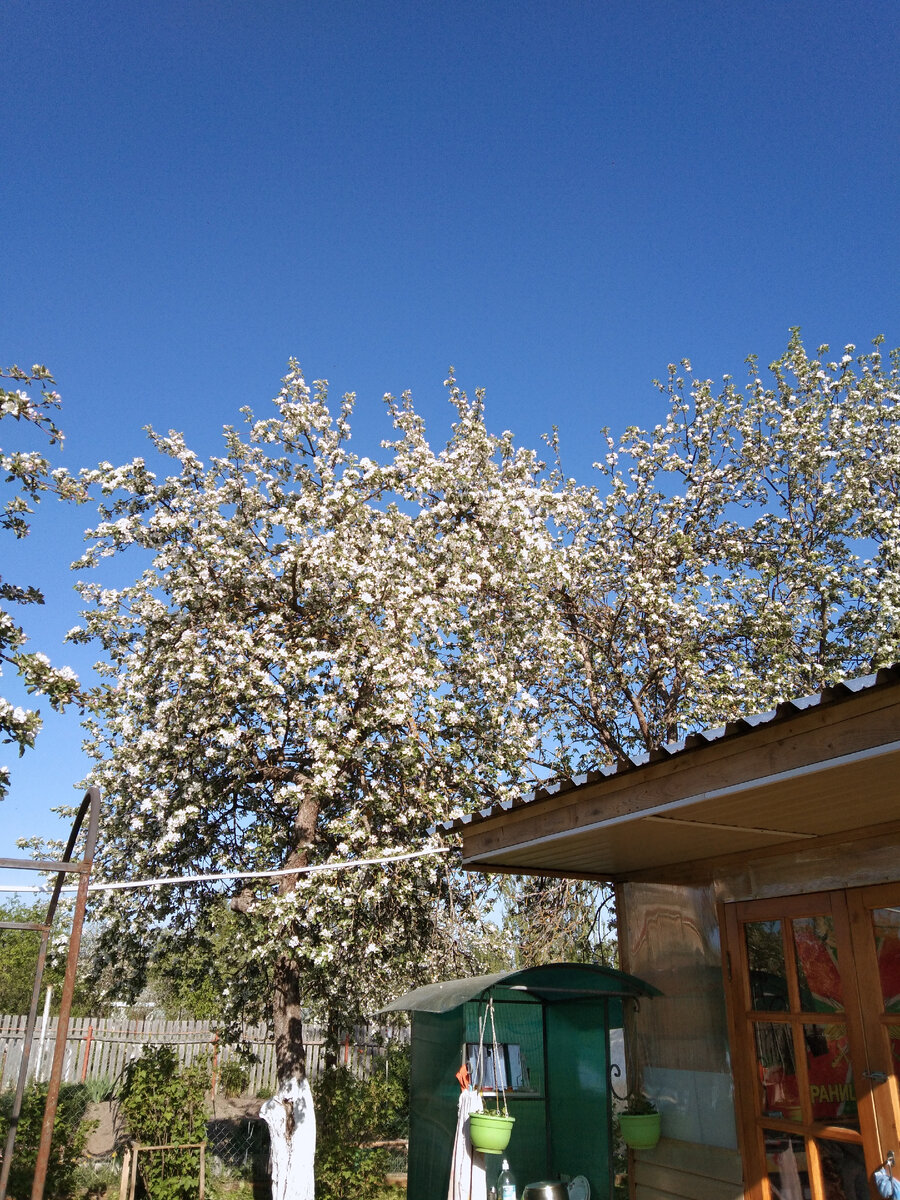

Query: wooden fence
left=0, top=1015, right=406, bottom=1094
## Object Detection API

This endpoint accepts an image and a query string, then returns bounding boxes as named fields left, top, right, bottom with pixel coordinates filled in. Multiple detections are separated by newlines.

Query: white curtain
left=448, top=1089, right=486, bottom=1200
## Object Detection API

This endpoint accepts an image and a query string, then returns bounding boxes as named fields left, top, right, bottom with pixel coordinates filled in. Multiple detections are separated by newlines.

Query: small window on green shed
left=466, top=1042, right=532, bottom=1091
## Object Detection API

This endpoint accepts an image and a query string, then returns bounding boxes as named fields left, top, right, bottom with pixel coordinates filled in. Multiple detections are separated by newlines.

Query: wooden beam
left=458, top=860, right=614, bottom=883
left=643, top=814, right=815, bottom=839
left=620, top=816, right=900, bottom=887
left=0, top=857, right=89, bottom=874
left=461, top=696, right=900, bottom=861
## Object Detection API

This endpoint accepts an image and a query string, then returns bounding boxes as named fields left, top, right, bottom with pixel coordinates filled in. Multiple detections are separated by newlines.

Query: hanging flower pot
left=618, top=1110, right=661, bottom=1150
left=467, top=996, right=516, bottom=1154
left=468, top=1111, right=516, bottom=1154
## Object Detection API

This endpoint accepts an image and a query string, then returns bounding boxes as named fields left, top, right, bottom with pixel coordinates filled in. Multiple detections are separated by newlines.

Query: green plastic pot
left=619, top=1111, right=661, bottom=1149
left=468, top=1111, right=515, bottom=1154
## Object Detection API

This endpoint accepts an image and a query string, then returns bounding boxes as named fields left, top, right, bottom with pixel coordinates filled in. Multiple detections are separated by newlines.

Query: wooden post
left=80, top=1025, right=93, bottom=1083
left=211, top=1034, right=219, bottom=1096
left=119, top=1146, right=131, bottom=1200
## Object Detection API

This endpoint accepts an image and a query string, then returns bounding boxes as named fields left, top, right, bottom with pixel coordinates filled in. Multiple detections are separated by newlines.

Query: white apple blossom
left=73, top=335, right=900, bottom=1195
left=77, top=363, right=562, bottom=1103
left=534, top=330, right=900, bottom=773
left=0, top=363, right=84, bottom=793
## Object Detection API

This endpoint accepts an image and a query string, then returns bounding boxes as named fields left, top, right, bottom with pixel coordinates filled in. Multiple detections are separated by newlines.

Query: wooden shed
left=436, top=665, right=900, bottom=1200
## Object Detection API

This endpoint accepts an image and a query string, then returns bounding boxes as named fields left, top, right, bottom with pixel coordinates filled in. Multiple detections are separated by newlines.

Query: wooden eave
left=448, top=670, right=900, bottom=885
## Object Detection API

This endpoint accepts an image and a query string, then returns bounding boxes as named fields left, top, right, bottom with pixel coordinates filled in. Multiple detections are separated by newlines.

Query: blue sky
left=3, top=0, right=899, bottom=862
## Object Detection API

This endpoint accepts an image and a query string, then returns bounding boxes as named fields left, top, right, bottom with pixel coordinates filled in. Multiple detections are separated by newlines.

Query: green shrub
left=70, top=1157, right=120, bottom=1200
left=118, top=1046, right=210, bottom=1200
left=216, top=1060, right=249, bottom=1099
left=0, top=1082, right=94, bottom=1200
left=313, top=1044, right=409, bottom=1200
left=83, top=1076, right=114, bottom=1104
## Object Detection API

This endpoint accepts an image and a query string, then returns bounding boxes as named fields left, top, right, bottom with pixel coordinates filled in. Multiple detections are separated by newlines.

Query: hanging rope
left=0, top=843, right=452, bottom=894
left=473, top=996, right=507, bottom=1115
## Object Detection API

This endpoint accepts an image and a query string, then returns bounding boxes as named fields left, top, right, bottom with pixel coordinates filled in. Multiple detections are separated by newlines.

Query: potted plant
left=469, top=1104, right=515, bottom=1154
left=468, top=998, right=515, bottom=1154
left=618, top=1095, right=661, bottom=1150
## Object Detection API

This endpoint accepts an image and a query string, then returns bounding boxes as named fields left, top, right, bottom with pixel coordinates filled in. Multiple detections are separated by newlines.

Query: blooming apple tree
left=1, top=364, right=83, bottom=796
left=540, top=330, right=900, bottom=772
left=494, top=331, right=900, bottom=964
left=75, top=366, right=561, bottom=1081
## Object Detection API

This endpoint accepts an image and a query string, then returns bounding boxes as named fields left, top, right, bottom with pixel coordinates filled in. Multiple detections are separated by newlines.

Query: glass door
left=723, top=890, right=894, bottom=1200
left=846, top=885, right=900, bottom=1189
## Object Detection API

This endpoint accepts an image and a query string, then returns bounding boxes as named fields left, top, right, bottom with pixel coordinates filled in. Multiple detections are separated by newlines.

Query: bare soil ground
left=84, top=1094, right=266, bottom=1159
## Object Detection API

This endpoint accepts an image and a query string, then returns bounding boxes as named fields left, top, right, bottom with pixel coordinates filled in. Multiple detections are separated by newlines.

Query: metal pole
left=28, top=788, right=101, bottom=1200
left=0, top=924, right=52, bottom=1199
left=36, top=989, right=52, bottom=1083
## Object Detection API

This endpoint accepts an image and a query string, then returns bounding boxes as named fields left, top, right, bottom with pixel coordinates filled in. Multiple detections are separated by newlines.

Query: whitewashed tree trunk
left=261, top=1076, right=316, bottom=1200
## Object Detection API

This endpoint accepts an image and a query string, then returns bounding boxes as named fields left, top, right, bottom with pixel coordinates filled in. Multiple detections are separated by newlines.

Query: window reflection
left=872, top=907, right=900, bottom=1013
left=793, top=917, right=843, bottom=1013
left=755, top=1022, right=800, bottom=1120
left=764, top=1132, right=810, bottom=1199
left=814, top=1139, right=868, bottom=1200
left=746, top=920, right=789, bottom=1011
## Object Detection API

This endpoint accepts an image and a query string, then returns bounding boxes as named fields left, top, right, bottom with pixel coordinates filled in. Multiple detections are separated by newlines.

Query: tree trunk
left=273, top=953, right=307, bottom=1084
left=260, top=799, right=319, bottom=1200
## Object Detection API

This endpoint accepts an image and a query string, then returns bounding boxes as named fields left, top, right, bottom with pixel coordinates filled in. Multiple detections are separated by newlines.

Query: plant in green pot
left=469, top=1103, right=515, bottom=1155
left=617, top=1094, right=661, bottom=1150
left=468, top=997, right=515, bottom=1155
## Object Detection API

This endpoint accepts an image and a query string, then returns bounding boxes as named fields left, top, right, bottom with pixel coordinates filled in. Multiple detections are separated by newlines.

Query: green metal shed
left=382, top=963, right=660, bottom=1199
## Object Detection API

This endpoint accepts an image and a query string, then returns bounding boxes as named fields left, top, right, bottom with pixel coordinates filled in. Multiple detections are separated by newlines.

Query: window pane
left=755, top=1021, right=801, bottom=1120
left=764, top=1132, right=811, bottom=1199
left=872, top=907, right=900, bottom=1013
left=793, top=916, right=843, bottom=1012
left=813, top=1139, right=868, bottom=1200
left=465, top=1043, right=532, bottom=1091
left=888, top=1025, right=900, bottom=1072
left=804, top=1024, right=857, bottom=1127
left=746, top=920, right=789, bottom=1011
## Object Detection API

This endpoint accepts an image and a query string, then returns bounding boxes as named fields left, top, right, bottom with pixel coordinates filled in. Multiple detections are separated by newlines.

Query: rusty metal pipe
left=29, top=788, right=100, bottom=1200
left=0, top=788, right=100, bottom=1200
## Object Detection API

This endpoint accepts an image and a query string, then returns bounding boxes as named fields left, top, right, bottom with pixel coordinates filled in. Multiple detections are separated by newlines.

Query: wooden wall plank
left=635, top=1140, right=744, bottom=1184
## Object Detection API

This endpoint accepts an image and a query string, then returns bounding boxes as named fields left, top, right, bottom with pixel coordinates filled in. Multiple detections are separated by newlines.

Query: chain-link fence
left=206, top=1114, right=271, bottom=1196
left=0, top=1081, right=104, bottom=1200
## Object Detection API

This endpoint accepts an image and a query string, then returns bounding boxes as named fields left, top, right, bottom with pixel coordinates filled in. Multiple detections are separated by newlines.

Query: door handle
left=863, top=1071, right=889, bottom=1083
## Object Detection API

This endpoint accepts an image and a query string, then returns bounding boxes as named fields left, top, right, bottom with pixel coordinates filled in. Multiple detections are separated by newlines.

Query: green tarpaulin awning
left=380, top=961, right=660, bottom=1016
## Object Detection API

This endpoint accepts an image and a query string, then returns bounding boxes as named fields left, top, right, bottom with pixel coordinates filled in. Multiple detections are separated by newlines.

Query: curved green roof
left=380, top=961, right=661, bottom=1014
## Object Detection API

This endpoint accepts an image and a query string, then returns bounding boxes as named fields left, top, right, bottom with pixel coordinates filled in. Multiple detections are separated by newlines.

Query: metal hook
left=608, top=995, right=644, bottom=1104
left=609, top=1061, right=629, bottom=1103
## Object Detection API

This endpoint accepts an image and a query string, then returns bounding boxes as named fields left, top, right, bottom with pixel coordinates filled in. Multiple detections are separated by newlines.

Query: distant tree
left=0, top=899, right=96, bottom=1016
left=497, top=876, right=617, bottom=969
left=0, top=364, right=83, bottom=797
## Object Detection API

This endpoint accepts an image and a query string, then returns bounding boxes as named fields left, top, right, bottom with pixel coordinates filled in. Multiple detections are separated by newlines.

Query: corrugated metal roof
left=432, top=665, right=900, bottom=839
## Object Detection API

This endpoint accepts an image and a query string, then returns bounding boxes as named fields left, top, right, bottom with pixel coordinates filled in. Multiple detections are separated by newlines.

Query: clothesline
left=0, top=843, right=452, bottom=894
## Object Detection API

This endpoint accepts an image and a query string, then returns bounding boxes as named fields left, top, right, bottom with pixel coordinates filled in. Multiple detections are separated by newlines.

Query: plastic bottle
left=497, top=1159, right=517, bottom=1200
